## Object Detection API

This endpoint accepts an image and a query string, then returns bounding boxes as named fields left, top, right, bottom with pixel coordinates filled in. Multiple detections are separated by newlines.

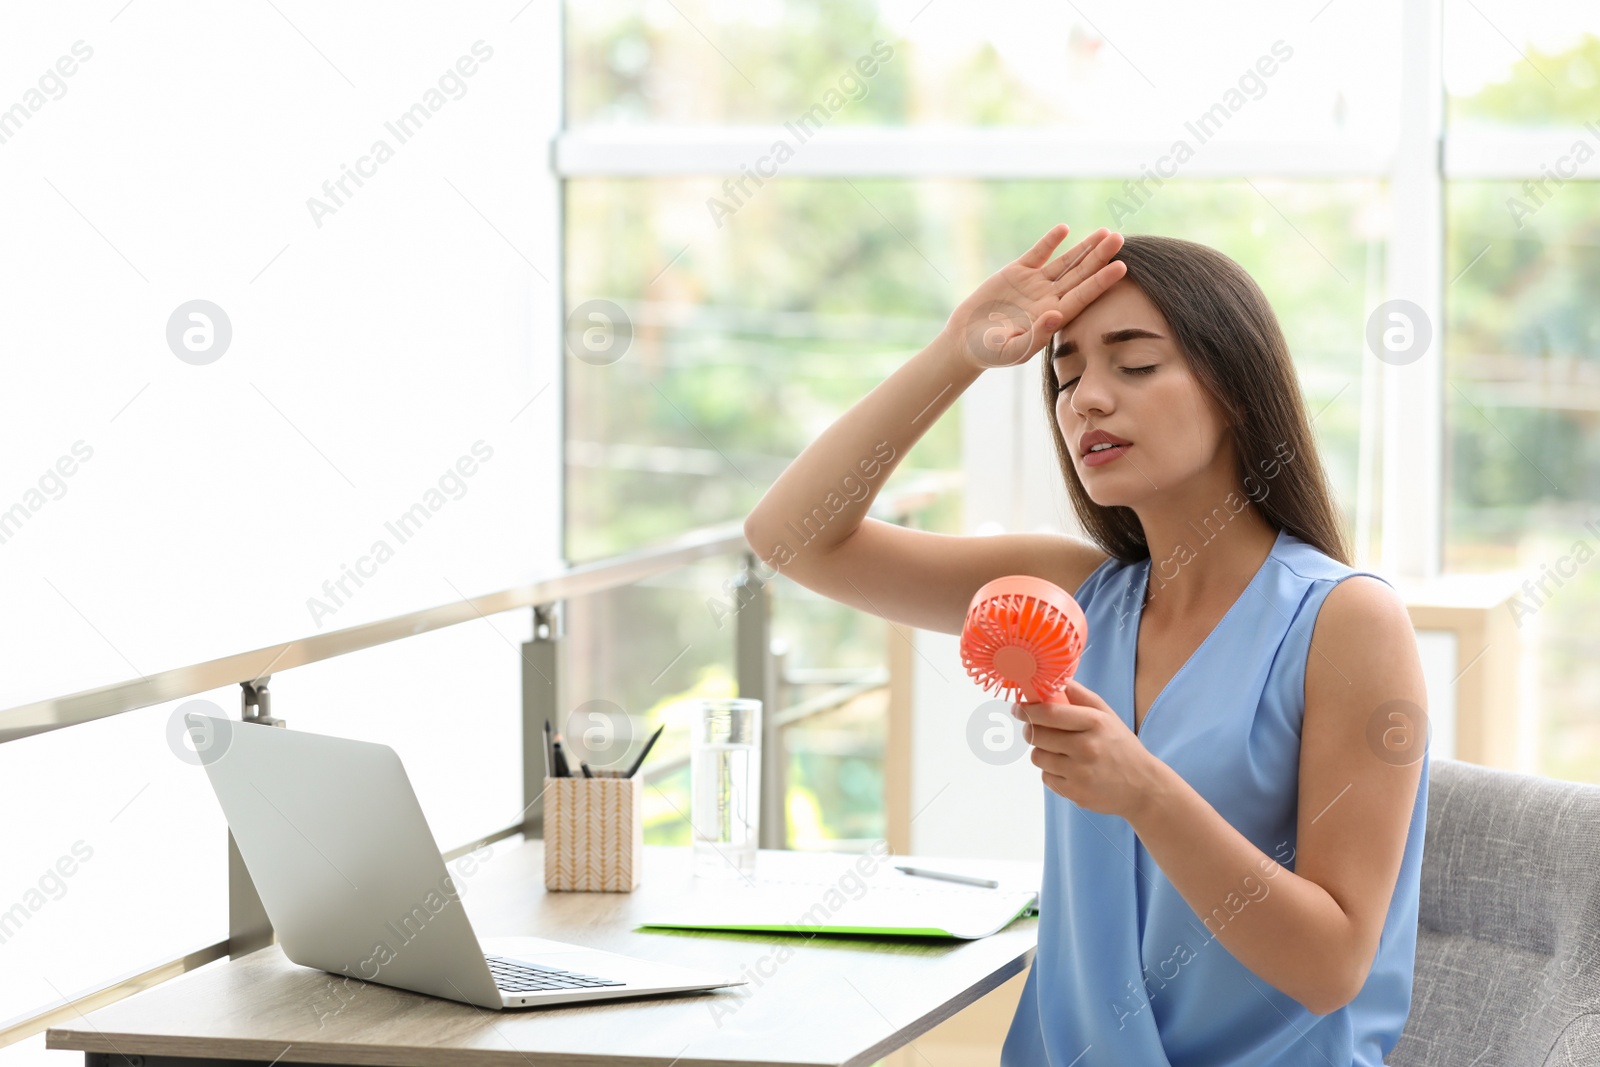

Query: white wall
left=908, top=365, right=1062, bottom=863
left=0, top=3, right=562, bottom=710
left=910, top=628, right=1049, bottom=864
left=0, top=1, right=561, bottom=1039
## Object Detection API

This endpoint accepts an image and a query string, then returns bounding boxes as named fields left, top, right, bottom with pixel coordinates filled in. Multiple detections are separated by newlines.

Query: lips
left=1078, top=430, right=1132, bottom=456
left=1082, top=443, right=1131, bottom=467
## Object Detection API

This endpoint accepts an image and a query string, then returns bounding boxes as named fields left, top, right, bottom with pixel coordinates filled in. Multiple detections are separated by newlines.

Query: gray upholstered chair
left=1389, top=756, right=1600, bottom=1065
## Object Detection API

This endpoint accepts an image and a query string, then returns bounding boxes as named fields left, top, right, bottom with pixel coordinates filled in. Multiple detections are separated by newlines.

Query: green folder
left=636, top=882, right=1039, bottom=940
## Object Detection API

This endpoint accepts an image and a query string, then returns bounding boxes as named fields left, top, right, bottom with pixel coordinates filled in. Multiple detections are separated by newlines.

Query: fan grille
left=961, top=589, right=1086, bottom=703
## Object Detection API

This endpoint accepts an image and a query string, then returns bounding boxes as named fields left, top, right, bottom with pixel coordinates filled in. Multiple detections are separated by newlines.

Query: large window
left=562, top=176, right=1385, bottom=843
left=559, top=1, right=1600, bottom=841
left=560, top=0, right=1421, bottom=852
left=1443, top=14, right=1600, bottom=782
left=563, top=178, right=1379, bottom=556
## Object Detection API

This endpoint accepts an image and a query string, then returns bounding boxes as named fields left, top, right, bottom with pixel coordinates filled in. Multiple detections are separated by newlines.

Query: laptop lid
left=188, top=714, right=503, bottom=1008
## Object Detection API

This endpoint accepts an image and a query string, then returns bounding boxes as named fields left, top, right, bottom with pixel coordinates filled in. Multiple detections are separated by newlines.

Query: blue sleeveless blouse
left=1001, top=527, right=1430, bottom=1067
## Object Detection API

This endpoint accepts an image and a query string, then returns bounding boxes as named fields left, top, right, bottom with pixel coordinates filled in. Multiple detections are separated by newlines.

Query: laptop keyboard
left=486, top=954, right=627, bottom=993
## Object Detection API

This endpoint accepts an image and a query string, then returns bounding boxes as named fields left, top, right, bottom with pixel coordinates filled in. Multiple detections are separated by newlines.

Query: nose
left=1067, top=364, right=1113, bottom=420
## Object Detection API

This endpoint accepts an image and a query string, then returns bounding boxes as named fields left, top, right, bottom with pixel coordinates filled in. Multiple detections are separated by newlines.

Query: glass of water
left=689, top=697, right=762, bottom=879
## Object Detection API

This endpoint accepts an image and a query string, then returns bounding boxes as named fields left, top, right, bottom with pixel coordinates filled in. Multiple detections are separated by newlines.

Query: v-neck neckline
left=1129, top=528, right=1285, bottom=739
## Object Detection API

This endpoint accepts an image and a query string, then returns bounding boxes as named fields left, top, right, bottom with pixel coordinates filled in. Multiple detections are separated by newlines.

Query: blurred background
left=1, top=0, right=1597, bottom=1062
left=565, top=0, right=1600, bottom=821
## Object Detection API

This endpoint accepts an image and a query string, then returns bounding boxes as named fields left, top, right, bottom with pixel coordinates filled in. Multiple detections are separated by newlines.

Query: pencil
left=624, top=723, right=665, bottom=778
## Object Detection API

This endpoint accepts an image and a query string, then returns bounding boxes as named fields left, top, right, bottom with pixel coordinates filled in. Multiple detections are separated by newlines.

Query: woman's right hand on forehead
left=940, top=224, right=1126, bottom=373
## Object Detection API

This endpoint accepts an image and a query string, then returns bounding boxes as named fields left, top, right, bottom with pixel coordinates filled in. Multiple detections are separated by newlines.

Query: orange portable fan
left=960, top=575, right=1089, bottom=706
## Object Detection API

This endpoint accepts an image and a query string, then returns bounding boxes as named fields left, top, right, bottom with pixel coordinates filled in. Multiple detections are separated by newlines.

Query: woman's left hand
left=1014, top=676, right=1168, bottom=821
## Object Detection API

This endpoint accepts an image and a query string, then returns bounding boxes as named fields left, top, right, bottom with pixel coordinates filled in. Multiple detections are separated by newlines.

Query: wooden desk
left=46, top=840, right=1041, bottom=1067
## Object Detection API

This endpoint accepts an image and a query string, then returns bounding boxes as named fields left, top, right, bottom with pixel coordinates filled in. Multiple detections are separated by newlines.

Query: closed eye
left=1056, top=365, right=1157, bottom=393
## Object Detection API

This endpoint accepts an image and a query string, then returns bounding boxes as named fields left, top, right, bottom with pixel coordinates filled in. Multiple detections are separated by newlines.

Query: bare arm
left=743, top=224, right=1127, bottom=634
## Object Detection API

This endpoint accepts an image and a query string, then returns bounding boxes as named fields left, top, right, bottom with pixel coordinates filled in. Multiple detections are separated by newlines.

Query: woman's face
left=1051, top=278, right=1233, bottom=508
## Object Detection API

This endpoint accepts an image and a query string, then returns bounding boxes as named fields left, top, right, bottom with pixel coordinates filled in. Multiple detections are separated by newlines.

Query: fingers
left=1029, top=312, right=1064, bottom=359
left=1053, top=230, right=1124, bottom=296
left=1043, top=227, right=1110, bottom=282
left=1055, top=260, right=1128, bottom=321
left=1017, top=700, right=1098, bottom=732
left=1035, top=309, right=1064, bottom=337
left=1017, top=223, right=1070, bottom=269
left=1061, top=676, right=1111, bottom=712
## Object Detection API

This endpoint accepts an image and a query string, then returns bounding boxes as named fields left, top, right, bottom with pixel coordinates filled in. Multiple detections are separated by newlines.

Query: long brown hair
left=1042, top=233, right=1351, bottom=566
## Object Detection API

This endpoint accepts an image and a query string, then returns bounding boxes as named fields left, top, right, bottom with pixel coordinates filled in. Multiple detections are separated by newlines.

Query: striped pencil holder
left=543, top=775, right=643, bottom=892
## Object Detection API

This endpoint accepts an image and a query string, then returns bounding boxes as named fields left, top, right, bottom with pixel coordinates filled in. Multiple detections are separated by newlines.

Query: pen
left=543, top=720, right=553, bottom=780
left=624, top=723, right=664, bottom=778
left=894, top=865, right=1000, bottom=889
left=580, top=761, right=593, bottom=778
left=552, top=735, right=571, bottom=778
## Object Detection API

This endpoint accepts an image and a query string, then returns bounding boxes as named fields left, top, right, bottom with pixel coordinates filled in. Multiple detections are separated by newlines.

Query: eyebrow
left=1051, top=327, right=1165, bottom=360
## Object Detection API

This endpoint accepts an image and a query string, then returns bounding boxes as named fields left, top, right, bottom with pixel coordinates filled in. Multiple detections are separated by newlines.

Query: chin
left=1081, top=485, right=1125, bottom=507
left=1080, top=474, right=1145, bottom=509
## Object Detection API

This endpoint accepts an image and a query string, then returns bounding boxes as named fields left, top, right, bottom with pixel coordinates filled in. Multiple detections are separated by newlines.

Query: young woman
left=742, top=225, right=1430, bottom=1066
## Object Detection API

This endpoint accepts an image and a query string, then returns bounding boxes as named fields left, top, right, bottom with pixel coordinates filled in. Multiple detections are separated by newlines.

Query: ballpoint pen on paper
left=894, top=865, right=1000, bottom=889
left=623, top=723, right=665, bottom=778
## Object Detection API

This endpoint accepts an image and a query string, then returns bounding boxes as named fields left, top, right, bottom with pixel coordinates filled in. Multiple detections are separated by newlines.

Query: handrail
left=0, top=471, right=960, bottom=746
left=0, top=521, right=743, bottom=744
left=0, top=940, right=230, bottom=1051
left=772, top=668, right=889, bottom=729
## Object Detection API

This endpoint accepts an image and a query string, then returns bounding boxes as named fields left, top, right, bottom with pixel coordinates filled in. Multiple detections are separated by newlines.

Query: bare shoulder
left=1303, top=573, right=1424, bottom=729
left=1313, top=575, right=1413, bottom=646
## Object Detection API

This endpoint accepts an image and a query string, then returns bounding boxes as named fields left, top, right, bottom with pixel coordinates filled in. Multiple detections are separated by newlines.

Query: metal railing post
left=523, top=603, right=562, bottom=839
left=229, top=679, right=279, bottom=958
left=769, top=639, right=789, bottom=844
left=735, top=552, right=783, bottom=849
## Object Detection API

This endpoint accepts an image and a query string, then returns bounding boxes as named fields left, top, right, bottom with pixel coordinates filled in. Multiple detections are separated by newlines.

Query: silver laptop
left=188, top=713, right=745, bottom=1009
